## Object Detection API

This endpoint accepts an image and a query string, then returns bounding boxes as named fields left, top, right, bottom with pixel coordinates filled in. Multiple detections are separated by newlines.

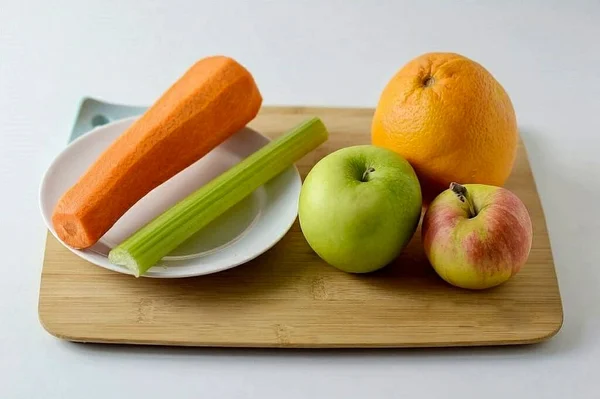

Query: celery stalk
left=108, top=117, right=328, bottom=276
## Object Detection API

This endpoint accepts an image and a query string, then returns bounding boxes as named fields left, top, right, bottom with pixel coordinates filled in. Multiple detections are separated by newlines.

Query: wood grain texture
left=38, top=107, right=563, bottom=348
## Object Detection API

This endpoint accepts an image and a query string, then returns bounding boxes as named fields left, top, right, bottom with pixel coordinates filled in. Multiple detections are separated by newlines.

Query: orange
left=371, top=52, right=518, bottom=202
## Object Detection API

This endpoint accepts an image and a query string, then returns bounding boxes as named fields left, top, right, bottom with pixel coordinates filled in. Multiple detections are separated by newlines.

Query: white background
left=1, top=1, right=599, bottom=398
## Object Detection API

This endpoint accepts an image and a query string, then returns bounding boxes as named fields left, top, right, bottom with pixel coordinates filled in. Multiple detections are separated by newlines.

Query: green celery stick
left=108, top=117, right=328, bottom=276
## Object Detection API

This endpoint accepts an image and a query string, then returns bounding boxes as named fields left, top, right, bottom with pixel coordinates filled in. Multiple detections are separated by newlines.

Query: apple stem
left=450, top=182, right=476, bottom=218
left=361, top=167, right=375, bottom=182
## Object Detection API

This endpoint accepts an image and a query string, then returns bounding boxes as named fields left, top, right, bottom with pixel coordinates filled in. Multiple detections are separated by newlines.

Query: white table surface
left=1, top=1, right=598, bottom=398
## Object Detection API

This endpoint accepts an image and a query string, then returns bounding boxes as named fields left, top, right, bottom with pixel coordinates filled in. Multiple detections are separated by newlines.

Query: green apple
left=298, top=145, right=422, bottom=273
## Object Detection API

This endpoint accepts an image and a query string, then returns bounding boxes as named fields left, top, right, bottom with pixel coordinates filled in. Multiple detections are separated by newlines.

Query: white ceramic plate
left=39, top=117, right=302, bottom=278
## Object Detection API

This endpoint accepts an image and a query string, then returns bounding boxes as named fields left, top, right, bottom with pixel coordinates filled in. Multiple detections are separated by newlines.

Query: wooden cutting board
left=38, top=106, right=563, bottom=348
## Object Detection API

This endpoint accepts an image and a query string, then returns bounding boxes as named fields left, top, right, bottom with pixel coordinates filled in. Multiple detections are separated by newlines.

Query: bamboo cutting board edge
left=38, top=106, right=564, bottom=348
left=37, top=294, right=563, bottom=348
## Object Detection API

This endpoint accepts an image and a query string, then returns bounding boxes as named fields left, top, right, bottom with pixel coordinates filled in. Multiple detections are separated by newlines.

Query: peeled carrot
left=52, top=56, right=263, bottom=249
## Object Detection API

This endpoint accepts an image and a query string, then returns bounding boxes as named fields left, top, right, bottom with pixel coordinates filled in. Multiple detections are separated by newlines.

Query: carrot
left=52, top=56, right=263, bottom=249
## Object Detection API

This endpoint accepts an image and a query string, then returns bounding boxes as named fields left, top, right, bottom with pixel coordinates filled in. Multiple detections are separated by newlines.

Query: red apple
left=422, top=183, right=533, bottom=290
